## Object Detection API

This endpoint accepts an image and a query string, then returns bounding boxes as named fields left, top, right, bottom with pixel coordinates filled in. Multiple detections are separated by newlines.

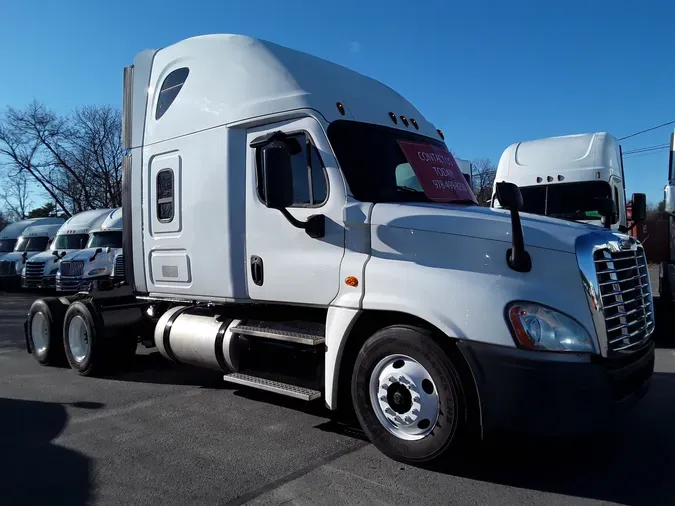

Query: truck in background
left=0, top=218, right=65, bottom=263
left=660, top=131, right=675, bottom=302
left=21, top=209, right=114, bottom=290
left=56, top=208, right=124, bottom=293
left=0, top=222, right=64, bottom=289
left=491, top=132, right=642, bottom=231
left=23, top=35, right=655, bottom=465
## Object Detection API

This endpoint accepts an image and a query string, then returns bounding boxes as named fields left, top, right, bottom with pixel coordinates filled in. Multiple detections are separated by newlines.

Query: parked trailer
left=491, top=133, right=645, bottom=231
left=25, top=34, right=655, bottom=465
left=56, top=208, right=124, bottom=293
left=21, top=209, right=114, bottom=290
left=1, top=223, right=64, bottom=289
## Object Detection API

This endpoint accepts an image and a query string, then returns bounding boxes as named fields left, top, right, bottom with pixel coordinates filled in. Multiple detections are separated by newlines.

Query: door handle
left=250, top=255, right=264, bottom=286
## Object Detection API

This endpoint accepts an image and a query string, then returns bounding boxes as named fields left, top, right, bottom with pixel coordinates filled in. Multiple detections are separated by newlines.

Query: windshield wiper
left=396, top=186, right=423, bottom=193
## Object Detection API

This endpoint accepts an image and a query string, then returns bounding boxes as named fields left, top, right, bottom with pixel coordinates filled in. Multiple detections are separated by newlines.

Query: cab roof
left=93, top=208, right=122, bottom=232
left=140, top=34, right=443, bottom=146
left=495, top=132, right=622, bottom=187
left=0, top=217, right=65, bottom=240
left=58, top=209, right=115, bottom=235
left=20, top=223, right=63, bottom=239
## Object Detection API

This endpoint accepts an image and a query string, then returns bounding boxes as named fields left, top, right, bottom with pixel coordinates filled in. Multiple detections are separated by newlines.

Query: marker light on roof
left=388, top=112, right=398, bottom=124
left=336, top=102, right=346, bottom=116
left=547, top=176, right=554, bottom=182
left=558, top=175, right=564, bottom=181
left=536, top=177, right=543, bottom=183
left=437, top=129, right=445, bottom=140
left=410, top=118, right=419, bottom=130
left=400, top=115, right=409, bottom=127
left=596, top=171, right=601, bottom=179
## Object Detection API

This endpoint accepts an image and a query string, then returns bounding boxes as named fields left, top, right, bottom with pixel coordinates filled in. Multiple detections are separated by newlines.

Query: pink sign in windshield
left=397, top=140, right=477, bottom=204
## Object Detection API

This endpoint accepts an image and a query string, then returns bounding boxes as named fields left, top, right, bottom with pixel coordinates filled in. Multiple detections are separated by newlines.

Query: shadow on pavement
left=0, top=398, right=102, bottom=506
left=431, top=371, right=675, bottom=505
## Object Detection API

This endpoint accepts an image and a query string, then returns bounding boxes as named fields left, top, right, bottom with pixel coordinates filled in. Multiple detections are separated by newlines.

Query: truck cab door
left=245, top=117, right=346, bottom=305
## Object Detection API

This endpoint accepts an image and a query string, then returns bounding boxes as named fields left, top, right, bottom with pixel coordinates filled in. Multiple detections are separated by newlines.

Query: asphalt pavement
left=0, top=286, right=674, bottom=506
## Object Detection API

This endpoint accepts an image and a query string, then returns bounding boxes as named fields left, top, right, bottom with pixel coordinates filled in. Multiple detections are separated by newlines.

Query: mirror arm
left=506, top=208, right=532, bottom=273
left=278, top=209, right=326, bottom=239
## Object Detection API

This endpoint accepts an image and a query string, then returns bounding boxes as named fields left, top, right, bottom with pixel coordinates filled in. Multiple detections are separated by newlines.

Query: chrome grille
left=60, top=260, right=84, bottom=277
left=56, top=277, right=90, bottom=292
left=594, top=247, right=653, bottom=352
left=25, top=261, right=46, bottom=280
left=0, top=261, right=16, bottom=276
left=114, top=254, right=125, bottom=278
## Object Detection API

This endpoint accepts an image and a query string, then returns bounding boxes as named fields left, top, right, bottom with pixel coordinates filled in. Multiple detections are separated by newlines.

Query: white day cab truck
left=0, top=217, right=65, bottom=262
left=21, top=209, right=114, bottom=290
left=491, top=132, right=648, bottom=232
left=1, top=221, right=65, bottom=290
left=659, top=130, right=675, bottom=303
left=56, top=208, right=125, bottom=293
left=23, top=35, right=656, bottom=465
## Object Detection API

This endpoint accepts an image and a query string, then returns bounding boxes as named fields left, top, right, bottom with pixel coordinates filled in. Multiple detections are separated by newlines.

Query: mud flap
left=24, top=316, right=31, bottom=354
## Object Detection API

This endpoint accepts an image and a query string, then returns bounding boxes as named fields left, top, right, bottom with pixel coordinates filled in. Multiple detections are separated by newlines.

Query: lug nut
left=380, top=396, right=387, bottom=402
left=389, top=376, right=397, bottom=383
left=413, top=396, right=420, bottom=403
left=412, top=409, right=419, bottom=416
left=385, top=407, right=395, bottom=416
left=404, top=416, right=413, bottom=423
left=398, top=375, right=409, bottom=384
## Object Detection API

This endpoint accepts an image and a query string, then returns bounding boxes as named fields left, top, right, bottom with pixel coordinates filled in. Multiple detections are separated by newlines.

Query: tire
left=26, top=298, right=67, bottom=366
left=63, top=301, right=105, bottom=376
left=351, top=325, right=468, bottom=464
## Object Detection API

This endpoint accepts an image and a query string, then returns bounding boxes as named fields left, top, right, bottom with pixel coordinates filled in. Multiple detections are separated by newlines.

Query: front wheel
left=351, top=325, right=468, bottom=464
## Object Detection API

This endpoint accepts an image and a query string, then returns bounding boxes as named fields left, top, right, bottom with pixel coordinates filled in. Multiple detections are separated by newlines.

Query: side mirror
left=105, top=246, right=111, bottom=254
left=631, top=193, right=647, bottom=222
left=598, top=197, right=618, bottom=229
left=52, top=250, right=59, bottom=257
left=665, top=185, right=675, bottom=216
left=495, top=181, right=523, bottom=210
left=495, top=182, right=530, bottom=273
left=261, top=142, right=294, bottom=210
left=462, top=173, right=471, bottom=187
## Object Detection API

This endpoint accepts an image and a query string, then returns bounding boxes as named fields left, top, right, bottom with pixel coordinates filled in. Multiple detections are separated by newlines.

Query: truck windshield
left=327, top=120, right=476, bottom=204
left=517, top=181, right=612, bottom=221
left=14, top=237, right=50, bottom=252
left=0, top=239, right=16, bottom=252
left=87, top=231, right=123, bottom=249
left=53, top=234, right=89, bottom=250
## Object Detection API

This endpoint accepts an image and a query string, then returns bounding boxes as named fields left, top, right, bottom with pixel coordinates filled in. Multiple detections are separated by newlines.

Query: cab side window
left=256, top=133, right=328, bottom=207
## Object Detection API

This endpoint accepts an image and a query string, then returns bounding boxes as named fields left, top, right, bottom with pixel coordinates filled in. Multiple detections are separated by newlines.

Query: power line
left=623, top=143, right=670, bottom=155
left=618, top=120, right=675, bottom=141
left=623, top=148, right=670, bottom=159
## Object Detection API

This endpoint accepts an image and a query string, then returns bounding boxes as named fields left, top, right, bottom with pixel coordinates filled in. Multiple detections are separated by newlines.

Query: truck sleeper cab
left=56, top=208, right=124, bottom=293
left=22, top=209, right=114, bottom=290
left=491, top=133, right=638, bottom=230
left=24, top=35, right=655, bottom=466
left=1, top=222, right=64, bottom=289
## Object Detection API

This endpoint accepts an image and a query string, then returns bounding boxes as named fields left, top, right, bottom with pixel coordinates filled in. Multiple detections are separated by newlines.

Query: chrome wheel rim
left=68, top=315, right=90, bottom=363
left=368, top=354, right=440, bottom=441
left=31, top=312, right=49, bottom=355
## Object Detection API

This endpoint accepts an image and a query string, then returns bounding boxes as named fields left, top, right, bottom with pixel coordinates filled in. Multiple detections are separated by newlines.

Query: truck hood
left=370, top=203, right=606, bottom=254
left=60, top=247, right=121, bottom=277
left=29, top=249, right=79, bottom=263
left=1, top=251, right=42, bottom=264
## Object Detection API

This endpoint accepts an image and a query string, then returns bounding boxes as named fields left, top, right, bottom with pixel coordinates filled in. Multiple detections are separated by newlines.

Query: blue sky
left=2, top=0, right=674, bottom=205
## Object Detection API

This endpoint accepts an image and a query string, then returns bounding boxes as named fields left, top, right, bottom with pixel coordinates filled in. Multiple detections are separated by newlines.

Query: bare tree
left=0, top=101, right=123, bottom=216
left=0, top=171, right=33, bottom=221
left=470, top=157, right=496, bottom=206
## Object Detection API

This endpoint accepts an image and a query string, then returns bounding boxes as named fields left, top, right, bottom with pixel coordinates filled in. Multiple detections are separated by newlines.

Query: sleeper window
left=156, top=68, right=189, bottom=120
left=157, top=169, right=174, bottom=222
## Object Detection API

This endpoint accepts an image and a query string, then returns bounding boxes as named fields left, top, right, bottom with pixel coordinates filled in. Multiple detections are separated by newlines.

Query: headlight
left=507, top=302, right=595, bottom=352
left=87, top=267, right=107, bottom=276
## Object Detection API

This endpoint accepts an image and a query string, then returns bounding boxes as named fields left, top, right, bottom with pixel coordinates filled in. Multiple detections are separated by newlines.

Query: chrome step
left=232, top=324, right=325, bottom=346
left=223, top=373, right=322, bottom=401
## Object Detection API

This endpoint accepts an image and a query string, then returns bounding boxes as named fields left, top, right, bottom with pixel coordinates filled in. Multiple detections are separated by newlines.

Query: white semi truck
left=24, top=35, right=655, bottom=465
left=56, top=208, right=124, bottom=292
left=0, top=222, right=64, bottom=289
left=491, top=132, right=645, bottom=231
left=21, top=209, right=114, bottom=290
left=0, top=218, right=65, bottom=262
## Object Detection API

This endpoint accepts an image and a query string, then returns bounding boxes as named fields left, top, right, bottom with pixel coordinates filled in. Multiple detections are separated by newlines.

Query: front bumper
left=56, top=275, right=113, bottom=293
left=458, top=339, right=655, bottom=438
left=21, top=275, right=56, bottom=290
left=0, top=274, right=21, bottom=289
